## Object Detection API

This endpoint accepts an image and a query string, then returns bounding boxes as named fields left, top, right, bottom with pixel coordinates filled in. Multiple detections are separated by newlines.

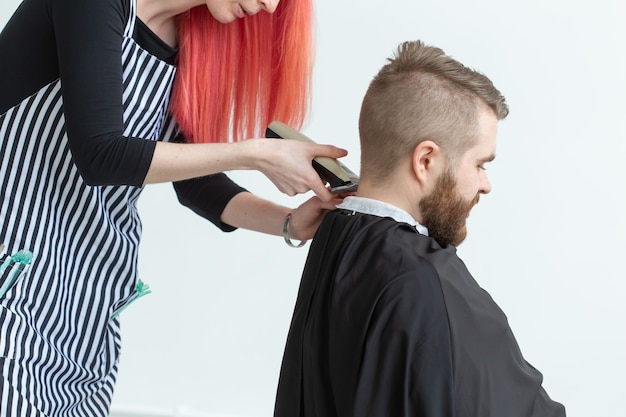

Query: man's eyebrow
left=481, top=154, right=496, bottom=163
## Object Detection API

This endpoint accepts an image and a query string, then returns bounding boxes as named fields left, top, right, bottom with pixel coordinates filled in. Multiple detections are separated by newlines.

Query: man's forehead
left=469, top=110, right=498, bottom=158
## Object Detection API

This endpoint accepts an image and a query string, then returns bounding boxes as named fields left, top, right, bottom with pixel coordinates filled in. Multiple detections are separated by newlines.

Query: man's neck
left=355, top=182, right=424, bottom=225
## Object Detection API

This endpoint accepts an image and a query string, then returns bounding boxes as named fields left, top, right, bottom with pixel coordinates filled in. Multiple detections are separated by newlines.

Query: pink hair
left=171, top=1, right=315, bottom=143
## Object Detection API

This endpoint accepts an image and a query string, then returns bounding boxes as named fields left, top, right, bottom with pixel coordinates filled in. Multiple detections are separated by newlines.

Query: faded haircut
left=358, top=40, right=508, bottom=183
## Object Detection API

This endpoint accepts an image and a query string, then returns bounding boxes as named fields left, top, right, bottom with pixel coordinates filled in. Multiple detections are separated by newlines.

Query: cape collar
left=336, top=196, right=429, bottom=236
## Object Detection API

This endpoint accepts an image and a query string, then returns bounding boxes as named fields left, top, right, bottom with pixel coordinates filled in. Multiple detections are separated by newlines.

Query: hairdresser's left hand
left=288, top=195, right=345, bottom=241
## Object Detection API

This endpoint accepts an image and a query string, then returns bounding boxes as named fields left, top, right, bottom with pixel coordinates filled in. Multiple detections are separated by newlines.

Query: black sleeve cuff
left=70, top=133, right=157, bottom=187
left=173, top=173, right=248, bottom=232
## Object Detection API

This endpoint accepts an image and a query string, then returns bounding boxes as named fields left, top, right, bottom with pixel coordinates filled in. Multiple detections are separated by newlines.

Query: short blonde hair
left=358, top=40, right=508, bottom=183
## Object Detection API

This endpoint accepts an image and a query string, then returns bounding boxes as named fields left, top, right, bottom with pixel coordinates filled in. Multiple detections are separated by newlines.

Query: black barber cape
left=274, top=210, right=565, bottom=417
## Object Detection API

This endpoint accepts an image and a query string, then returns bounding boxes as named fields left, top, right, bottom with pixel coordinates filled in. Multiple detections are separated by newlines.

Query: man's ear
left=412, top=140, right=443, bottom=186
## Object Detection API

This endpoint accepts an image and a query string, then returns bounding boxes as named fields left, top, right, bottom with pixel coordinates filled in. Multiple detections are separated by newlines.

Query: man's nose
left=480, top=171, right=492, bottom=194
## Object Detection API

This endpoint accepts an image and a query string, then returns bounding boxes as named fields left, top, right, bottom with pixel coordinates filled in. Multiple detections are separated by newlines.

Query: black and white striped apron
left=0, top=0, right=176, bottom=414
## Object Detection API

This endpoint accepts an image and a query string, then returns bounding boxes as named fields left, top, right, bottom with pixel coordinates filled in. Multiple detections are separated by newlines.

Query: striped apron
left=0, top=0, right=176, bottom=415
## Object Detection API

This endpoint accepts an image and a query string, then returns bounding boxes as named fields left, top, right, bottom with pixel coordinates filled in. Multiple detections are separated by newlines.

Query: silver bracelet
left=283, top=213, right=306, bottom=248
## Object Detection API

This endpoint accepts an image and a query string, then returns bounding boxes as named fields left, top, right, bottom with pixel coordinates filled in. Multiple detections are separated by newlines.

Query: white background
left=2, top=1, right=625, bottom=416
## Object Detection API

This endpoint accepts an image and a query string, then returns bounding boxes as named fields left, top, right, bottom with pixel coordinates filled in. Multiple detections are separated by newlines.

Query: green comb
left=0, top=249, right=34, bottom=297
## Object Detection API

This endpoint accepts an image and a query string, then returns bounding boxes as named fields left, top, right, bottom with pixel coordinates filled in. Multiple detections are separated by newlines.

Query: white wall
left=2, top=1, right=625, bottom=416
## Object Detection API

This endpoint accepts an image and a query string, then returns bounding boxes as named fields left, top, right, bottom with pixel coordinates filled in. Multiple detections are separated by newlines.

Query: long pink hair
left=171, top=1, right=314, bottom=143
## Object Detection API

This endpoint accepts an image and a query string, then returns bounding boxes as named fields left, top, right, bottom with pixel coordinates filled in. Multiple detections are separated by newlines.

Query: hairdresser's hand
left=288, top=195, right=345, bottom=241
left=251, top=139, right=348, bottom=202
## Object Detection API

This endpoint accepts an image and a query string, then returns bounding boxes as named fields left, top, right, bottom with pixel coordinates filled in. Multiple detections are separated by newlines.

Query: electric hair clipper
left=265, top=121, right=359, bottom=193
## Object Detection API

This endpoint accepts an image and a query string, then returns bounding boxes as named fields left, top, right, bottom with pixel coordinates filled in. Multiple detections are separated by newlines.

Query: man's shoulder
left=324, top=211, right=443, bottom=291
left=333, top=211, right=437, bottom=259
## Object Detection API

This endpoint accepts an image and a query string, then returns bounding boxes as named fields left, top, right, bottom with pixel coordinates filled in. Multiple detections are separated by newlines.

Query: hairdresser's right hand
left=249, top=138, right=348, bottom=202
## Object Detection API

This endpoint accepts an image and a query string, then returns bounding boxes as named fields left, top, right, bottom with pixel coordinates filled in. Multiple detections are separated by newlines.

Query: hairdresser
left=0, top=0, right=343, bottom=414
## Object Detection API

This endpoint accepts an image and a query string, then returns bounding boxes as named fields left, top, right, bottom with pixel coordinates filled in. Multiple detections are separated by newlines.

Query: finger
left=319, top=200, right=343, bottom=210
left=310, top=180, right=335, bottom=202
left=315, top=144, right=348, bottom=158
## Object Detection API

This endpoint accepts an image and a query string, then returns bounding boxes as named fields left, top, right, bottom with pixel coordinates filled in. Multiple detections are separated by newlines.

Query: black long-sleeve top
left=0, top=0, right=246, bottom=230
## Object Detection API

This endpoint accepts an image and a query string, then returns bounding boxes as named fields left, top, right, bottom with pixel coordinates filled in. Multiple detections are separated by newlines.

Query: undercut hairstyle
left=358, top=40, right=509, bottom=183
left=171, top=0, right=314, bottom=143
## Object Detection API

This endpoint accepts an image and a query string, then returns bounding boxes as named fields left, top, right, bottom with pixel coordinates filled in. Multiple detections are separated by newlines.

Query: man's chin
left=453, top=226, right=468, bottom=246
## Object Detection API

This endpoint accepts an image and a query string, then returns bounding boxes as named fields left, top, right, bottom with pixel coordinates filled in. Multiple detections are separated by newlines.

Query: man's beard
left=419, top=170, right=479, bottom=247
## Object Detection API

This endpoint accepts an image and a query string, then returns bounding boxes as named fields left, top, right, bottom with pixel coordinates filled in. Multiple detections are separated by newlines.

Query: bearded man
left=273, top=40, right=566, bottom=417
